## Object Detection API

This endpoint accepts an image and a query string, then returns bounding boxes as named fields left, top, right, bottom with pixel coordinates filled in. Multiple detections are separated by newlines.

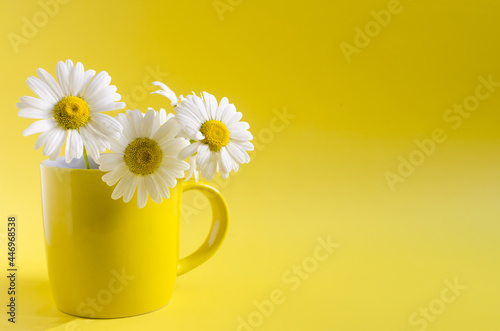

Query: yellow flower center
left=53, top=96, right=90, bottom=130
left=124, top=138, right=163, bottom=175
left=200, top=120, right=229, bottom=152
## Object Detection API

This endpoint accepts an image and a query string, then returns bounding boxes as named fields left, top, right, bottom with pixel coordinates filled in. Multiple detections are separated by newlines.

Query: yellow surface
left=0, top=0, right=500, bottom=330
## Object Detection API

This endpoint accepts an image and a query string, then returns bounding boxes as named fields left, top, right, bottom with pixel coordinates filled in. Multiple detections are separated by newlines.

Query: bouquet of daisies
left=18, top=60, right=253, bottom=208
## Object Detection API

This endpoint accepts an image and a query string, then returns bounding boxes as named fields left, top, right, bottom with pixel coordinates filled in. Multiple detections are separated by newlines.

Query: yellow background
left=1, top=0, right=500, bottom=330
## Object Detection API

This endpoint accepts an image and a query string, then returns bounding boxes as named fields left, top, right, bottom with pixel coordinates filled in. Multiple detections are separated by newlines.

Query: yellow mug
left=40, top=158, right=228, bottom=318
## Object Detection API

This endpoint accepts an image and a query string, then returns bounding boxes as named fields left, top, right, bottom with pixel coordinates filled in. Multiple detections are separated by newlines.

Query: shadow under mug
left=40, top=158, right=228, bottom=318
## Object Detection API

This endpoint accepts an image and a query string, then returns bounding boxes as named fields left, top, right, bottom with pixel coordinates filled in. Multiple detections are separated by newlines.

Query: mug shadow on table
left=20, top=276, right=192, bottom=331
left=10, top=276, right=76, bottom=331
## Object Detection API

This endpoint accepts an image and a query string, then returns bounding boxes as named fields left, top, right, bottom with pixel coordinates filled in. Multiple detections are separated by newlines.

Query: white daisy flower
left=97, top=109, right=189, bottom=208
left=17, top=59, right=125, bottom=163
left=174, top=91, right=254, bottom=181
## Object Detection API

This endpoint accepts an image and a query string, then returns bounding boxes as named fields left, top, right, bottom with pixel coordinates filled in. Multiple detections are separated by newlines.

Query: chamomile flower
left=17, top=60, right=125, bottom=162
left=97, top=109, right=189, bottom=208
left=174, top=91, right=254, bottom=181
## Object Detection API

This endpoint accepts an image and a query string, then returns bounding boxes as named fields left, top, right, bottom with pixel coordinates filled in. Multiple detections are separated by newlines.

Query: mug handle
left=177, top=182, right=229, bottom=276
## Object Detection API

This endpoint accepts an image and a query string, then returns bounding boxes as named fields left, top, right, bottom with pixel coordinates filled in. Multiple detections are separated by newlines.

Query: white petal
left=92, top=101, right=126, bottom=113
left=159, top=108, right=167, bottom=125
left=162, top=157, right=190, bottom=171
left=22, top=119, right=57, bottom=136
left=26, top=76, right=58, bottom=104
left=142, top=108, right=156, bottom=138
left=111, top=171, right=134, bottom=200
left=37, top=68, right=63, bottom=100
left=226, top=112, right=243, bottom=130
left=86, top=120, right=110, bottom=141
left=117, top=113, right=136, bottom=142
left=178, top=99, right=202, bottom=123
left=137, top=177, right=148, bottom=208
left=180, top=125, right=201, bottom=140
left=175, top=113, right=202, bottom=135
left=238, top=141, right=254, bottom=151
left=127, top=109, right=144, bottom=138
left=109, top=139, right=126, bottom=154
left=97, top=153, right=125, bottom=171
left=221, top=103, right=237, bottom=124
left=156, top=166, right=177, bottom=188
left=184, top=154, right=196, bottom=182
left=152, top=117, right=178, bottom=144
left=87, top=88, right=120, bottom=108
left=219, top=148, right=231, bottom=177
left=184, top=96, right=208, bottom=122
left=151, top=81, right=178, bottom=106
left=226, top=142, right=250, bottom=164
left=102, top=164, right=129, bottom=186
left=69, top=62, right=84, bottom=96
left=91, top=113, right=123, bottom=134
left=65, top=130, right=76, bottom=163
left=150, top=108, right=161, bottom=135
left=152, top=172, right=170, bottom=199
left=56, top=61, right=70, bottom=96
left=123, top=175, right=139, bottom=203
left=195, top=144, right=211, bottom=170
left=65, top=129, right=83, bottom=163
left=85, top=122, right=111, bottom=154
left=230, top=130, right=253, bottom=142
left=215, top=97, right=229, bottom=121
left=17, top=108, right=53, bottom=119
left=200, top=152, right=218, bottom=180
left=19, top=96, right=54, bottom=112
left=44, top=127, right=66, bottom=160
left=160, top=138, right=190, bottom=157
left=95, top=122, right=120, bottom=141
left=65, top=59, right=74, bottom=71
left=83, top=71, right=111, bottom=101
left=76, top=69, right=96, bottom=97
left=195, top=131, right=205, bottom=141
left=229, top=121, right=250, bottom=133
left=178, top=142, right=201, bottom=160
left=191, top=94, right=209, bottom=122
left=35, top=128, right=54, bottom=150
left=74, top=131, right=84, bottom=157
left=231, top=159, right=240, bottom=172
left=144, top=175, right=161, bottom=204
left=80, top=126, right=100, bottom=161
left=202, top=92, right=218, bottom=120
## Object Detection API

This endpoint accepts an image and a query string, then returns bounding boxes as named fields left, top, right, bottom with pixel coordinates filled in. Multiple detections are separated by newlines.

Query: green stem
left=83, top=146, right=90, bottom=170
